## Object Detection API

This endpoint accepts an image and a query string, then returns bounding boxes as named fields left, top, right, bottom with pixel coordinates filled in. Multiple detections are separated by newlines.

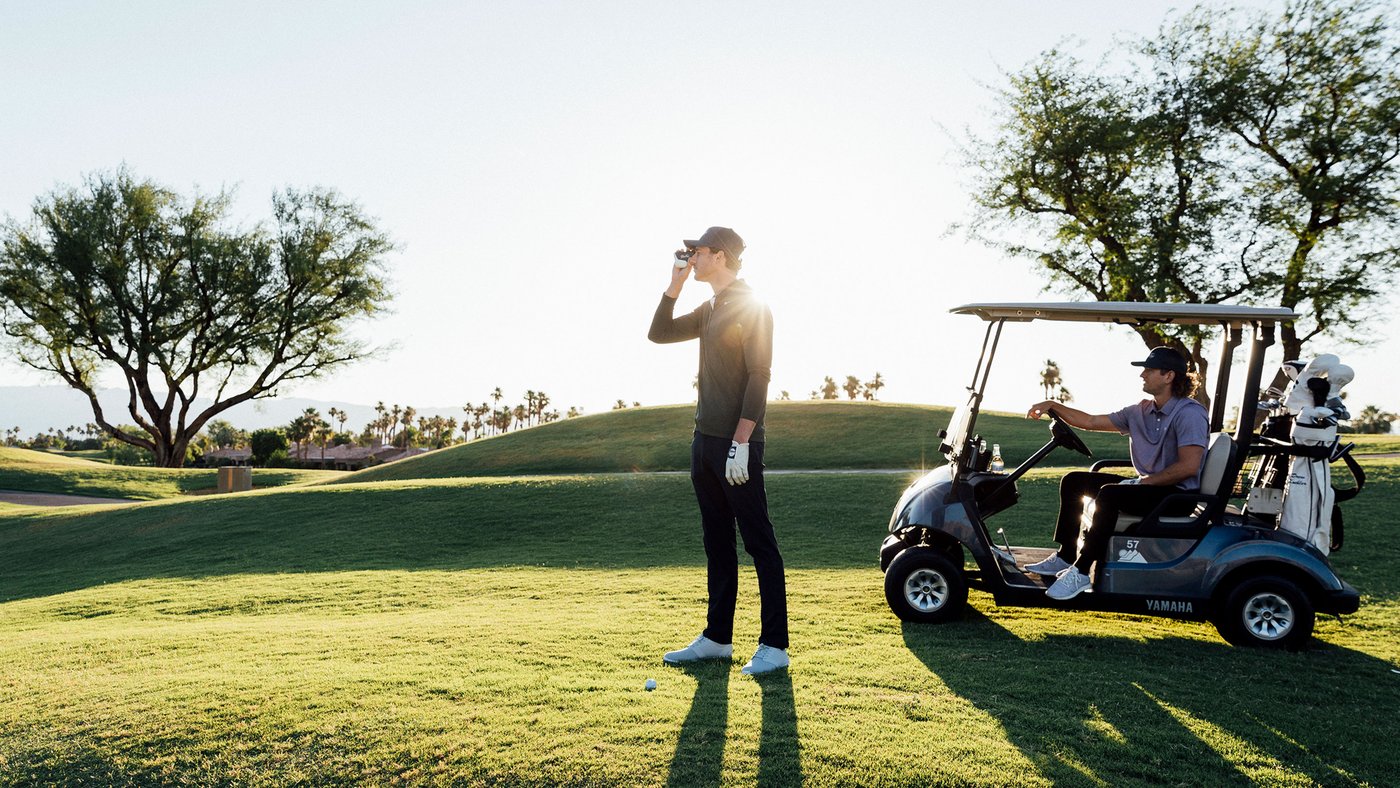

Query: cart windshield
left=945, top=389, right=980, bottom=463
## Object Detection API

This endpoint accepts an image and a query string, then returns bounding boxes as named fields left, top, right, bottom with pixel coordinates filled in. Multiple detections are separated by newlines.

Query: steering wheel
left=1049, top=417, right=1093, bottom=458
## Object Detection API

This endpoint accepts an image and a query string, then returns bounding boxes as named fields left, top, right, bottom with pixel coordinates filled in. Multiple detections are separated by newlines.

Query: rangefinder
left=673, top=249, right=692, bottom=268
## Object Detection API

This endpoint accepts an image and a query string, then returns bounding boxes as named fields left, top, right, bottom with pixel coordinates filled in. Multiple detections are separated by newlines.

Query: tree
left=864, top=372, right=885, bottom=401
left=842, top=375, right=862, bottom=400
left=0, top=170, right=394, bottom=467
left=1040, top=360, right=1062, bottom=401
left=287, top=407, right=325, bottom=460
left=249, top=428, right=288, bottom=466
left=1351, top=405, right=1396, bottom=434
left=820, top=376, right=839, bottom=400
left=205, top=419, right=245, bottom=449
left=964, top=0, right=1400, bottom=397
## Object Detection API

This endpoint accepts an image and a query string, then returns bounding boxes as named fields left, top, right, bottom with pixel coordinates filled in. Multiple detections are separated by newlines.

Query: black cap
left=684, top=226, right=745, bottom=264
left=1131, top=346, right=1188, bottom=374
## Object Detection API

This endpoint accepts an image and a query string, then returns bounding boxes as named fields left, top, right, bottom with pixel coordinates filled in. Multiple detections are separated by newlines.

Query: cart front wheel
left=885, top=549, right=967, bottom=624
left=1214, top=576, right=1315, bottom=650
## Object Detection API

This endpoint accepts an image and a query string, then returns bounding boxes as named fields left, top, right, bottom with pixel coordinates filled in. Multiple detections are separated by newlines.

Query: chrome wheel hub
left=1242, top=591, right=1294, bottom=640
left=904, top=568, right=949, bottom=612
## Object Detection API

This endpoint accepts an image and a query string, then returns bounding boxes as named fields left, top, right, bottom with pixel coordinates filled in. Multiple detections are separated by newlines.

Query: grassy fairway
left=340, top=401, right=1133, bottom=482
left=2, top=463, right=1398, bottom=785
left=0, top=447, right=340, bottom=501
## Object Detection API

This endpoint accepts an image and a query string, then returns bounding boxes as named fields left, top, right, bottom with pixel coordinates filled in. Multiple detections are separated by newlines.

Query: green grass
left=0, top=447, right=342, bottom=501
left=1346, top=433, right=1400, bottom=454
left=2, top=461, right=1398, bottom=785
left=340, top=401, right=1131, bottom=483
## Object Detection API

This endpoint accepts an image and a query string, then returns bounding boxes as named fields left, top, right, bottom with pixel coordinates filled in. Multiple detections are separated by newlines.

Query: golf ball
left=645, top=679, right=657, bottom=691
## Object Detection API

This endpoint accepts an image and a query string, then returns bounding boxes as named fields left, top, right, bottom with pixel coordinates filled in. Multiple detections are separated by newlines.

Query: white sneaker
left=663, top=635, right=732, bottom=665
left=740, top=644, right=789, bottom=676
left=1024, top=553, right=1072, bottom=577
left=1046, top=567, right=1093, bottom=600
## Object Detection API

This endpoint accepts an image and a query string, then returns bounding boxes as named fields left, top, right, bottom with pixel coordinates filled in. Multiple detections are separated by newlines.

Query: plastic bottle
left=991, top=444, right=1005, bottom=473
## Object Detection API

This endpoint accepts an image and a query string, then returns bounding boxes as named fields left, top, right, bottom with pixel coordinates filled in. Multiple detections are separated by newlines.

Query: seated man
left=1024, top=347, right=1209, bottom=600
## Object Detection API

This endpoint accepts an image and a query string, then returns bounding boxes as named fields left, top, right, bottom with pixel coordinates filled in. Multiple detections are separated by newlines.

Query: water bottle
left=991, top=444, right=1004, bottom=473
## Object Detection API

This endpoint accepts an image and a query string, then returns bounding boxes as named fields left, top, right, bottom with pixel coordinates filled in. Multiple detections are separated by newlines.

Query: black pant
left=691, top=433, right=788, bottom=650
left=1053, top=471, right=1184, bottom=574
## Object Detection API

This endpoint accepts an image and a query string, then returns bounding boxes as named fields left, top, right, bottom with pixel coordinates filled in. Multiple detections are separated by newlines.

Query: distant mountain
left=0, top=386, right=468, bottom=437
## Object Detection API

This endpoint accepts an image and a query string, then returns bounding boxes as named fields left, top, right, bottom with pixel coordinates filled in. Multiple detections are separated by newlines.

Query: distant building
left=200, top=442, right=429, bottom=471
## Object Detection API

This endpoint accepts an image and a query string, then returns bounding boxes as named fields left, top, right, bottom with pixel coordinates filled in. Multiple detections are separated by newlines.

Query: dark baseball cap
left=1131, top=346, right=1188, bottom=374
left=684, top=226, right=745, bottom=263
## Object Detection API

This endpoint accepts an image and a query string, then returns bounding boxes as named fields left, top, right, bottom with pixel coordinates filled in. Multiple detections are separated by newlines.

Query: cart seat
left=1079, top=433, right=1235, bottom=535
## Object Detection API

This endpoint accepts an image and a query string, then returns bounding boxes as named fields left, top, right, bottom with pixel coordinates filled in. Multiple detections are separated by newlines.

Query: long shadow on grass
left=902, top=611, right=1400, bottom=786
left=663, top=661, right=802, bottom=788
left=666, top=661, right=729, bottom=788
left=0, top=475, right=915, bottom=602
left=755, top=669, right=802, bottom=787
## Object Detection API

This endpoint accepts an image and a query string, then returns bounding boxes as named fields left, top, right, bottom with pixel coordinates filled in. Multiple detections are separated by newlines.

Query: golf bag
left=1263, top=355, right=1355, bottom=555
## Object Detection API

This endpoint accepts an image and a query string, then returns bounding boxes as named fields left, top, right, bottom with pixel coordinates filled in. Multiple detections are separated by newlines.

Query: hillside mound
left=336, top=401, right=1129, bottom=482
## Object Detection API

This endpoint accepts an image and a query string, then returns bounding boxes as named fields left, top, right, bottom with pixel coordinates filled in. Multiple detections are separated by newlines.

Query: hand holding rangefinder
left=674, top=249, right=692, bottom=269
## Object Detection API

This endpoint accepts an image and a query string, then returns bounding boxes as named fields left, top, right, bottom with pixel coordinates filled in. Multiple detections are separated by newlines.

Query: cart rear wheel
left=884, top=549, right=967, bottom=623
left=1214, top=576, right=1315, bottom=650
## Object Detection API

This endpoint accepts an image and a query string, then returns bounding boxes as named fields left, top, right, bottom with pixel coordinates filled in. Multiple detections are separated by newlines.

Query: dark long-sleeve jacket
left=648, top=280, right=772, bottom=442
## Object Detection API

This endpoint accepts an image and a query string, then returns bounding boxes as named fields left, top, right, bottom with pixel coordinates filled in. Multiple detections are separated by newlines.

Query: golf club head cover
left=1285, top=354, right=1339, bottom=414
left=1327, top=364, right=1354, bottom=397
left=1307, top=377, right=1330, bottom=406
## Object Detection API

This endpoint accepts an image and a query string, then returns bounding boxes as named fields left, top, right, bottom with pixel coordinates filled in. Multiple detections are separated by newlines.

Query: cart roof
left=950, top=301, right=1297, bottom=326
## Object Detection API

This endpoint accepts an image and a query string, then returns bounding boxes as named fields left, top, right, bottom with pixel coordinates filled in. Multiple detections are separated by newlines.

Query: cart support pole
left=1210, top=326, right=1243, bottom=432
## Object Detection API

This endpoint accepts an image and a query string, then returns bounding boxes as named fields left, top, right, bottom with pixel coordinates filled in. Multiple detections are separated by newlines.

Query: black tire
left=884, top=549, right=968, bottom=624
left=1214, top=576, right=1315, bottom=650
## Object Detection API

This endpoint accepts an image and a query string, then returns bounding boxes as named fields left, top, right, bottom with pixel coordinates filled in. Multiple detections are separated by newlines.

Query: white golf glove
left=725, top=441, right=750, bottom=485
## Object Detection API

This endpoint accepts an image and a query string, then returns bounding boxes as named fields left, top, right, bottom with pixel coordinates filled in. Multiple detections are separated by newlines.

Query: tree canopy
left=965, top=0, right=1400, bottom=395
left=0, top=170, right=394, bottom=467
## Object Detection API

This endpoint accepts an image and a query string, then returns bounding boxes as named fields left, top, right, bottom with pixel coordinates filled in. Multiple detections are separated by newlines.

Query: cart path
left=0, top=489, right=139, bottom=507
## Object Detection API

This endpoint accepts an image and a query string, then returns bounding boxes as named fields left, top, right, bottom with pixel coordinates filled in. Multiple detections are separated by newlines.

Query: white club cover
left=725, top=441, right=750, bottom=486
left=1284, top=354, right=1339, bottom=414
left=1328, top=364, right=1354, bottom=398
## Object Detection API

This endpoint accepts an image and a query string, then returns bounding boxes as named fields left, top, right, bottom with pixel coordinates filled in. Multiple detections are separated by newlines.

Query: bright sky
left=2, top=1, right=1395, bottom=421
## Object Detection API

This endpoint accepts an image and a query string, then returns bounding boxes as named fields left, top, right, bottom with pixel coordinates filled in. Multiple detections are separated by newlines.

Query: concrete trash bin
left=217, top=466, right=253, bottom=493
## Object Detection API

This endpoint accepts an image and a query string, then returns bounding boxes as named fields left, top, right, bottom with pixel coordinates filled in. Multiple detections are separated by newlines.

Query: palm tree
left=1040, top=360, right=1062, bottom=401
left=534, top=391, right=550, bottom=425
left=491, top=388, right=504, bottom=434
left=524, top=391, right=537, bottom=427
left=864, top=372, right=885, bottom=401
left=843, top=375, right=862, bottom=400
left=821, top=377, right=839, bottom=400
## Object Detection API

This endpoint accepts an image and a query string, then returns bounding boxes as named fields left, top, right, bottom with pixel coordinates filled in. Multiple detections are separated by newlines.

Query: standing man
left=1024, top=347, right=1209, bottom=600
left=648, top=226, right=789, bottom=676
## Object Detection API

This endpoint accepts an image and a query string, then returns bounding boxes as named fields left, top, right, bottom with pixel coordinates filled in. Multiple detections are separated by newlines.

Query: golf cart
left=878, top=302, right=1364, bottom=649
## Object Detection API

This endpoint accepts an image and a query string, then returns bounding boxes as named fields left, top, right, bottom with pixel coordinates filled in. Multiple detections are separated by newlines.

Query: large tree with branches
left=0, top=170, right=394, bottom=466
left=965, top=0, right=1400, bottom=399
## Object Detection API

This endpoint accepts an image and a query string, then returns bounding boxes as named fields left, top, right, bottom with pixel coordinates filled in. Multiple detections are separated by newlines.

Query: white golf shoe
left=1046, top=567, right=1093, bottom=600
left=1024, top=553, right=1072, bottom=577
left=663, top=635, right=732, bottom=665
left=740, top=644, right=789, bottom=676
